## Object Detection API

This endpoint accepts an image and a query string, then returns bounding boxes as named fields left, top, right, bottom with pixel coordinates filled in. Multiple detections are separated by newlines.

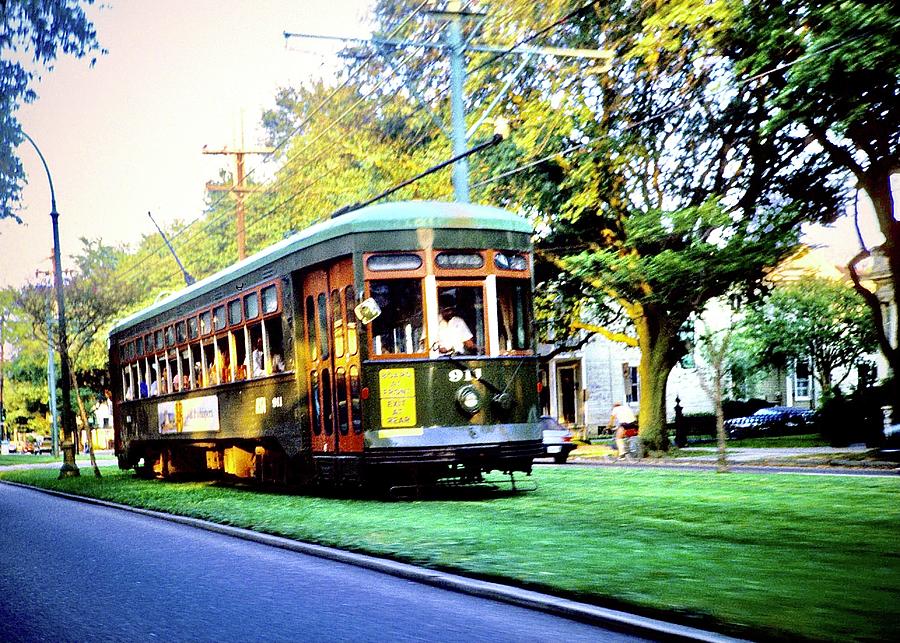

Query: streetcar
left=109, top=201, right=542, bottom=488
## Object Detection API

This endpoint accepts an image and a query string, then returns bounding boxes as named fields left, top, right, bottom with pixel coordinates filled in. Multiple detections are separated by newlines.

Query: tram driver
left=436, top=294, right=475, bottom=355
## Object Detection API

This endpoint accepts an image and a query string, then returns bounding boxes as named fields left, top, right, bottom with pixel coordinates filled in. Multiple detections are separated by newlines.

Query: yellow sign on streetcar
left=379, top=368, right=417, bottom=428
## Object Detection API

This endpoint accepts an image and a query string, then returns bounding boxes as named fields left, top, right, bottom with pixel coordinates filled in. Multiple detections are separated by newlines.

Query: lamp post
left=21, top=132, right=79, bottom=477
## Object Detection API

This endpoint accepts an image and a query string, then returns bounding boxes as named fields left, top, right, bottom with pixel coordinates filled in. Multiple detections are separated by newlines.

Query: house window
left=795, top=360, right=811, bottom=399
left=623, top=364, right=640, bottom=403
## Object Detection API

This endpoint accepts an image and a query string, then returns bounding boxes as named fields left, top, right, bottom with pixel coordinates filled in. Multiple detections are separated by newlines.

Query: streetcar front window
left=436, top=286, right=484, bottom=355
left=497, top=279, right=533, bottom=353
left=369, top=279, right=424, bottom=355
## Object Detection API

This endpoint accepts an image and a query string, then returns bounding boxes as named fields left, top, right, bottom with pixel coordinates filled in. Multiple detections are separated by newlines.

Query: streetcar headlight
left=456, top=385, right=482, bottom=415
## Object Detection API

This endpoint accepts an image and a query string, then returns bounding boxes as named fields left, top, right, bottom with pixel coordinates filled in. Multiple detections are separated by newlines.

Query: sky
left=2, top=0, right=373, bottom=289
left=0, top=0, right=888, bottom=290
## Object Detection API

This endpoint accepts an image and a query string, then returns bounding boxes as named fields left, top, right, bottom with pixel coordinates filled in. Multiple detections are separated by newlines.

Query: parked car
left=0, top=439, right=16, bottom=454
left=539, top=416, right=577, bottom=463
left=34, top=438, right=52, bottom=454
left=724, top=406, right=816, bottom=439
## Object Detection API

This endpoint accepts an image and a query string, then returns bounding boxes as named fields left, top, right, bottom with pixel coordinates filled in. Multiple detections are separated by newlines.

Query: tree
left=736, top=276, right=878, bottom=401
left=16, top=238, right=138, bottom=475
left=695, top=325, right=734, bottom=473
left=722, top=0, right=900, bottom=418
left=1, top=0, right=103, bottom=220
left=461, top=0, right=841, bottom=450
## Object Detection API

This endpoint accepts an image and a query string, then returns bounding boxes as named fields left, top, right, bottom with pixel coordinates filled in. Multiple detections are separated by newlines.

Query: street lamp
left=21, top=131, right=79, bottom=477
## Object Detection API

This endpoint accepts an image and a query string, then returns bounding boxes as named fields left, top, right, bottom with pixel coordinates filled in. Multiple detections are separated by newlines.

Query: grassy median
left=2, top=465, right=897, bottom=641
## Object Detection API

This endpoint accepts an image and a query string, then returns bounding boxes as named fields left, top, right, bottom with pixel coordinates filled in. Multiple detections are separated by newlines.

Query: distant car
left=0, top=440, right=16, bottom=454
left=539, top=416, right=577, bottom=463
left=724, top=406, right=815, bottom=439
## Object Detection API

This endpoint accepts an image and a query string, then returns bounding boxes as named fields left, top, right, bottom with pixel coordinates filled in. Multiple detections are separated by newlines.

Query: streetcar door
left=302, top=259, right=363, bottom=454
left=329, top=260, right=364, bottom=453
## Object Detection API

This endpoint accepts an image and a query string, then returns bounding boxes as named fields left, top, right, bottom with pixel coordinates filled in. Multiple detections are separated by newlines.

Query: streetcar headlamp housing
left=456, top=385, right=482, bottom=415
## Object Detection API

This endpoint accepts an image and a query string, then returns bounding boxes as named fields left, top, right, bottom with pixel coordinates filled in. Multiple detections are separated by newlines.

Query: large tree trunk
left=635, top=312, right=676, bottom=452
left=856, top=173, right=899, bottom=424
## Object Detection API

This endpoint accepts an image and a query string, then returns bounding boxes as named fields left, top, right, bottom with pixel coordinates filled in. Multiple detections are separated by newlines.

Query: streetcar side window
left=262, top=285, right=278, bottom=314
left=317, top=293, right=329, bottom=361
left=216, top=335, right=231, bottom=383
left=203, top=342, right=216, bottom=386
left=244, top=293, right=259, bottom=320
left=233, top=328, right=248, bottom=380
left=180, top=347, right=192, bottom=391
left=310, top=370, right=321, bottom=435
left=199, top=311, right=212, bottom=336
left=190, top=343, right=202, bottom=388
left=336, top=367, right=348, bottom=435
left=228, top=299, right=242, bottom=326
left=496, top=279, right=533, bottom=353
left=350, top=365, right=361, bottom=434
left=265, top=316, right=286, bottom=373
left=305, top=296, right=317, bottom=362
left=368, top=279, right=424, bottom=355
left=345, top=287, right=358, bottom=357
left=213, top=306, right=226, bottom=332
left=332, top=289, right=344, bottom=359
left=248, top=323, right=263, bottom=378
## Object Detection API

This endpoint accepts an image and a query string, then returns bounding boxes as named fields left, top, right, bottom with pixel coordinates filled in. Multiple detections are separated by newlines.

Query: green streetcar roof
left=109, top=200, right=532, bottom=337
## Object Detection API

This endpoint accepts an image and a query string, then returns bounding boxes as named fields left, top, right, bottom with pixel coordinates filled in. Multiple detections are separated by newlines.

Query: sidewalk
left=566, top=443, right=900, bottom=470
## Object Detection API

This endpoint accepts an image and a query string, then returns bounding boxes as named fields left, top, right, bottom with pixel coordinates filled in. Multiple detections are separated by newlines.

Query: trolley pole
left=22, top=132, right=79, bottom=477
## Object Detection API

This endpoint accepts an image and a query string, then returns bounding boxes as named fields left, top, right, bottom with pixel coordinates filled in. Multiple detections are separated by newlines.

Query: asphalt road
left=0, top=483, right=651, bottom=643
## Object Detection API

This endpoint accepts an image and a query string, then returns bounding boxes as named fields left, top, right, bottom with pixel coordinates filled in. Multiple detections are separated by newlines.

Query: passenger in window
left=272, top=352, right=285, bottom=373
left=251, top=338, right=265, bottom=377
left=182, top=374, right=190, bottom=390
left=139, top=380, right=148, bottom=398
left=221, top=353, right=232, bottom=383
left=125, top=382, right=134, bottom=401
left=150, top=379, right=158, bottom=396
left=436, top=295, right=475, bottom=355
left=194, top=362, right=204, bottom=388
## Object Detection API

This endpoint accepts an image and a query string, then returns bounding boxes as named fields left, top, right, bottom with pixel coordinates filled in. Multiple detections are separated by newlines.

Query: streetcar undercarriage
left=121, top=437, right=543, bottom=491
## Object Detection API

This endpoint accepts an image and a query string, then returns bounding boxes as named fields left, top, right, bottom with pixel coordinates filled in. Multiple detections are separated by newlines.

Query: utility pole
left=202, top=145, right=272, bottom=261
left=285, top=2, right=611, bottom=204
left=430, top=1, right=474, bottom=202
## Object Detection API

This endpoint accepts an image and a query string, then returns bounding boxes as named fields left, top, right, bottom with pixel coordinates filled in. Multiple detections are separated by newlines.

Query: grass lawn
left=0, top=454, right=115, bottom=466
left=689, top=434, right=832, bottom=449
left=2, top=466, right=897, bottom=641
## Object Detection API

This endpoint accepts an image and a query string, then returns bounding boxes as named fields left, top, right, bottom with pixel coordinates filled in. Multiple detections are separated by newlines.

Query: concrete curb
left=1, top=479, right=745, bottom=643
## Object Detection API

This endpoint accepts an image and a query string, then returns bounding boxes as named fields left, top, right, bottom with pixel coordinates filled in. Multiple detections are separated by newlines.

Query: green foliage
left=11, top=238, right=138, bottom=424
left=1, top=0, right=104, bottom=220
left=736, top=276, right=878, bottom=397
left=723, top=0, right=900, bottom=389
left=4, top=466, right=900, bottom=641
